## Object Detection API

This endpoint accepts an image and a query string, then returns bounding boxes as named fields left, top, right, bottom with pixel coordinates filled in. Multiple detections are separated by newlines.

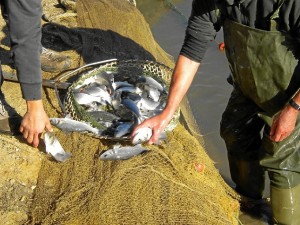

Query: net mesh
left=30, top=124, right=239, bottom=225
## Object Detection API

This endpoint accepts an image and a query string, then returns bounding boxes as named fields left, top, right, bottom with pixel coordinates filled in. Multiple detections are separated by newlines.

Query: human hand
left=269, top=104, right=298, bottom=142
left=131, top=112, right=172, bottom=145
left=19, top=100, right=52, bottom=147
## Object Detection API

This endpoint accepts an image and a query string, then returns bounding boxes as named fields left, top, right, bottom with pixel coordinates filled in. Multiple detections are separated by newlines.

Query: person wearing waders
left=0, top=0, right=52, bottom=147
left=132, top=0, right=300, bottom=224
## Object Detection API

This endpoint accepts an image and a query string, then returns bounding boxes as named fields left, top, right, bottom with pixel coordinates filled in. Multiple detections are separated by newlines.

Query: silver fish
left=99, top=144, right=148, bottom=160
left=73, top=92, right=103, bottom=105
left=117, top=86, right=142, bottom=94
left=132, top=127, right=152, bottom=145
left=73, top=92, right=111, bottom=105
left=121, top=98, right=142, bottom=123
left=136, top=76, right=164, bottom=92
left=114, top=122, right=134, bottom=138
left=50, top=117, right=104, bottom=135
left=94, top=71, right=115, bottom=93
left=82, top=83, right=111, bottom=99
left=143, top=86, right=161, bottom=102
left=113, top=81, right=134, bottom=90
left=111, top=90, right=122, bottom=110
left=137, top=97, right=161, bottom=111
left=132, top=127, right=167, bottom=145
left=75, top=76, right=99, bottom=88
left=44, top=132, right=71, bottom=162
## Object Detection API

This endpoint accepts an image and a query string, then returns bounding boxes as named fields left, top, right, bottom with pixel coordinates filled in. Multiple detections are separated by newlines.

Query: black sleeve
left=180, top=0, right=221, bottom=63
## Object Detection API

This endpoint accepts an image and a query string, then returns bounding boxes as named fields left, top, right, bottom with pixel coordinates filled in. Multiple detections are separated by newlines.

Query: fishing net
left=0, top=0, right=241, bottom=224
left=30, top=124, right=239, bottom=225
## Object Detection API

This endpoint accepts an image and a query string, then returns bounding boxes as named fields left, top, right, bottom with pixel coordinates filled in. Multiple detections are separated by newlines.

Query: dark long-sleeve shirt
left=4, top=0, right=42, bottom=100
left=180, top=0, right=300, bottom=63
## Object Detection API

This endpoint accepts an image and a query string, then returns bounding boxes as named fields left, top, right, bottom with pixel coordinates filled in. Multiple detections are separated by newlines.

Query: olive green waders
left=220, top=3, right=300, bottom=224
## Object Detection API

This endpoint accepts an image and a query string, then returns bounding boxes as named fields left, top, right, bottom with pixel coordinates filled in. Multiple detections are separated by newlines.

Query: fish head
left=49, top=118, right=59, bottom=126
left=99, top=149, right=118, bottom=160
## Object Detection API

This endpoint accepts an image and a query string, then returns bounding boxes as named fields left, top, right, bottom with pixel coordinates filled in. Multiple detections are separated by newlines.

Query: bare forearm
left=162, top=55, right=200, bottom=118
left=26, top=99, right=44, bottom=112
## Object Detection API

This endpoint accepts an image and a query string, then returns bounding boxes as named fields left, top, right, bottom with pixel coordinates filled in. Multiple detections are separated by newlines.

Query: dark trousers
left=220, top=88, right=300, bottom=198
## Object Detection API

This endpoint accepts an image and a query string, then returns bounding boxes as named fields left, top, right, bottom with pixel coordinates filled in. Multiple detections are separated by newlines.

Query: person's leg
left=1, top=0, right=8, bottom=86
left=0, top=1, right=22, bottom=134
left=260, top=120, right=300, bottom=225
left=268, top=171, right=300, bottom=225
left=220, top=88, right=265, bottom=199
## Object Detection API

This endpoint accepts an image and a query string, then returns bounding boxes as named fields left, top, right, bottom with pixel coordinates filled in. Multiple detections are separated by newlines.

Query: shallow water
left=137, top=0, right=271, bottom=197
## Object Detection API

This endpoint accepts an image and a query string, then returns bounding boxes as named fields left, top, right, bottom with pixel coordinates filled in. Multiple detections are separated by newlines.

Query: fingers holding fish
left=149, top=124, right=164, bottom=145
left=132, top=127, right=152, bottom=145
left=130, top=112, right=168, bottom=145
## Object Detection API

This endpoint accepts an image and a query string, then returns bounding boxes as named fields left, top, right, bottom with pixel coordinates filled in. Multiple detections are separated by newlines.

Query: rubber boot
left=271, top=184, right=300, bottom=225
left=228, top=157, right=265, bottom=200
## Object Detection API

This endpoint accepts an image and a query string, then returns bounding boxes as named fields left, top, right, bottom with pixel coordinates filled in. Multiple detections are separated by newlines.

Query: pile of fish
left=46, top=68, right=172, bottom=162
left=65, top=69, right=169, bottom=140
